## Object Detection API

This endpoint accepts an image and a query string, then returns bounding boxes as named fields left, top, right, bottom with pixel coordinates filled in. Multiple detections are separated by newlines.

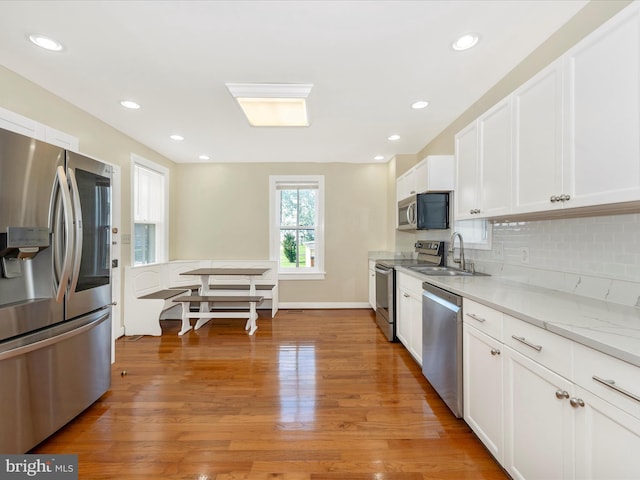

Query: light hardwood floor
left=32, top=309, right=507, bottom=479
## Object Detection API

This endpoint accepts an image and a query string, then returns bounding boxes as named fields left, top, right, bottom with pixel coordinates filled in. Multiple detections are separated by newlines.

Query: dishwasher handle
left=422, top=282, right=462, bottom=308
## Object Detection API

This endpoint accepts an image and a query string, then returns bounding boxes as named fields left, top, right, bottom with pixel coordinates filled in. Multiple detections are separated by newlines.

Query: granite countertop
left=396, top=266, right=640, bottom=368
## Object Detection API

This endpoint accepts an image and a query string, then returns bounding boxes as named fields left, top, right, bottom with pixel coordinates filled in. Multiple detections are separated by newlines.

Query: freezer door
left=0, top=128, right=64, bottom=231
left=0, top=128, right=65, bottom=340
left=0, top=308, right=111, bottom=453
left=65, top=151, right=112, bottom=319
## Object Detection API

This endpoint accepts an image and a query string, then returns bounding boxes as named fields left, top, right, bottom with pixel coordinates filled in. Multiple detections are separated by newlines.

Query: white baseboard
left=278, top=302, right=372, bottom=309
left=114, top=326, right=125, bottom=339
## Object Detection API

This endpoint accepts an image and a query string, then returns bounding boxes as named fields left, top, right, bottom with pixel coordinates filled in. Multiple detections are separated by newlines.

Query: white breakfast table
left=177, top=267, right=269, bottom=335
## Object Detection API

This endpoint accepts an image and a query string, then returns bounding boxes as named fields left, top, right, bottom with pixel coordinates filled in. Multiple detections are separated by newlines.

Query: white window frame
left=269, top=175, right=325, bottom=280
left=453, top=218, right=492, bottom=250
left=131, top=154, right=169, bottom=265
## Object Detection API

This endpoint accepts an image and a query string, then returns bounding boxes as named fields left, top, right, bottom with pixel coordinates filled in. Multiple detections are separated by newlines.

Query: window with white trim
left=131, top=155, right=169, bottom=265
left=453, top=219, right=492, bottom=250
left=270, top=175, right=325, bottom=280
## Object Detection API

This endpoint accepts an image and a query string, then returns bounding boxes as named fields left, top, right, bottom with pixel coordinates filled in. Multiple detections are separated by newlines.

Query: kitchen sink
left=407, top=265, right=489, bottom=277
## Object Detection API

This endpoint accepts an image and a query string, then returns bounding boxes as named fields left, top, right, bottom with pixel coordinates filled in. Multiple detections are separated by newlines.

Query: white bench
left=123, top=260, right=278, bottom=336
left=172, top=295, right=264, bottom=336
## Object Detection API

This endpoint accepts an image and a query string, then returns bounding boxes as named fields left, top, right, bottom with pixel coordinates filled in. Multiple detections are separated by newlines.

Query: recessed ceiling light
left=29, top=34, right=63, bottom=52
left=388, top=134, right=401, bottom=141
left=226, top=83, right=313, bottom=127
left=373, top=155, right=385, bottom=161
left=120, top=100, right=140, bottom=110
left=411, top=100, right=430, bottom=110
left=199, top=155, right=210, bottom=161
left=452, top=33, right=479, bottom=51
left=170, top=134, right=184, bottom=141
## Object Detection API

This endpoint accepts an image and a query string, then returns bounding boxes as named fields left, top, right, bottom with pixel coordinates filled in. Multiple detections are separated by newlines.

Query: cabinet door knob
left=555, top=389, right=570, bottom=399
left=550, top=195, right=559, bottom=203
left=560, top=194, right=571, bottom=202
left=490, top=348, right=501, bottom=356
left=569, top=397, right=585, bottom=408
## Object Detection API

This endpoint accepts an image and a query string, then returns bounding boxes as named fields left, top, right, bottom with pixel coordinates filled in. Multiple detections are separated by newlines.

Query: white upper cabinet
left=397, top=155, right=454, bottom=202
left=396, top=170, right=416, bottom=201
left=456, top=3, right=640, bottom=219
left=563, top=3, right=640, bottom=208
left=0, top=106, right=79, bottom=151
left=454, top=121, right=480, bottom=220
left=512, top=60, right=565, bottom=214
left=479, top=98, right=511, bottom=218
left=455, top=99, right=511, bottom=220
left=415, top=155, right=455, bottom=193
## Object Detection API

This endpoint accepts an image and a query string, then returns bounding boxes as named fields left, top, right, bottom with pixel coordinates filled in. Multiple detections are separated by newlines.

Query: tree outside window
left=270, top=176, right=324, bottom=279
left=279, top=187, right=317, bottom=268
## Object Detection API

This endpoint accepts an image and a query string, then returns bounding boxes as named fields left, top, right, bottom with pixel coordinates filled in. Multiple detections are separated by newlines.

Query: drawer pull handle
left=490, top=348, right=501, bottom=356
left=592, top=376, right=640, bottom=404
left=511, top=335, right=543, bottom=352
left=555, top=389, right=570, bottom=399
left=466, top=313, right=486, bottom=323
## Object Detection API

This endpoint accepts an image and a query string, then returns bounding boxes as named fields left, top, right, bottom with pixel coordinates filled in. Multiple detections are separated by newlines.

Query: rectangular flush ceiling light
left=226, top=83, right=313, bottom=127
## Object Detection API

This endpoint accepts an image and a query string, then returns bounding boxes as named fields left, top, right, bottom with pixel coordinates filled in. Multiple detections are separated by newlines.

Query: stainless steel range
left=374, top=241, right=445, bottom=341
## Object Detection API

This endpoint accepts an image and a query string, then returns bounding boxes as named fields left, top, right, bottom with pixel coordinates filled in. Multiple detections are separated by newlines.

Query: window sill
left=278, top=271, right=326, bottom=281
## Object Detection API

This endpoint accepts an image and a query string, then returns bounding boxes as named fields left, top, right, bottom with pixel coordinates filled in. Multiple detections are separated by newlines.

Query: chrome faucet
left=449, top=232, right=466, bottom=271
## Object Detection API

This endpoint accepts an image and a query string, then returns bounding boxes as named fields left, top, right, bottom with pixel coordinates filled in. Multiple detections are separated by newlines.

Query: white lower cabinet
left=463, top=325, right=504, bottom=463
left=396, top=272, right=423, bottom=365
left=368, top=260, right=376, bottom=310
left=574, top=385, right=640, bottom=479
left=503, top=346, right=574, bottom=480
left=463, top=299, right=640, bottom=480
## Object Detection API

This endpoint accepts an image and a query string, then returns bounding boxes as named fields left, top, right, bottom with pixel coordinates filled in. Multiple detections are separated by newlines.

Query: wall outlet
left=520, top=246, right=530, bottom=264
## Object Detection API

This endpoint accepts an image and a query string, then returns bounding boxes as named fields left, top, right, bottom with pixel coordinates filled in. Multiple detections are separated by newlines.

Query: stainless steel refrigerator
left=0, top=128, right=112, bottom=453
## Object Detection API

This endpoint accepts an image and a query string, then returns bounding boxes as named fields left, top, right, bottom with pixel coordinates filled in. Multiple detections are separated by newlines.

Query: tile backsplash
left=469, top=213, right=640, bottom=308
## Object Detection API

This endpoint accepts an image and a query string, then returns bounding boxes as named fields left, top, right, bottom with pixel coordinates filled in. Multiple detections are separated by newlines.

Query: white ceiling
left=0, top=0, right=588, bottom=164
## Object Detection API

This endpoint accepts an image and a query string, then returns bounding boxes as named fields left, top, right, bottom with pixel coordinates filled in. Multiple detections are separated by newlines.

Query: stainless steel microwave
left=397, top=192, right=449, bottom=231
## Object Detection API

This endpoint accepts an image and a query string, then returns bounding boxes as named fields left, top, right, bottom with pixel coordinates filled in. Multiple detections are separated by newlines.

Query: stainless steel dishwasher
left=421, top=281, right=463, bottom=418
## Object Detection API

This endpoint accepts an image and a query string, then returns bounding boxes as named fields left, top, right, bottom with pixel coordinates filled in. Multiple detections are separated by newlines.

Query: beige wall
left=1, top=0, right=632, bottom=306
left=396, top=0, right=633, bottom=248
left=173, top=162, right=390, bottom=303
left=0, top=66, right=392, bottom=306
left=418, top=0, right=632, bottom=159
left=0, top=66, right=177, bottom=269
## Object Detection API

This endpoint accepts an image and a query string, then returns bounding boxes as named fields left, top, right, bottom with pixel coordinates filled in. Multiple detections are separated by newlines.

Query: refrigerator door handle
left=0, top=310, right=109, bottom=361
left=54, top=166, right=74, bottom=303
left=67, top=168, right=83, bottom=295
